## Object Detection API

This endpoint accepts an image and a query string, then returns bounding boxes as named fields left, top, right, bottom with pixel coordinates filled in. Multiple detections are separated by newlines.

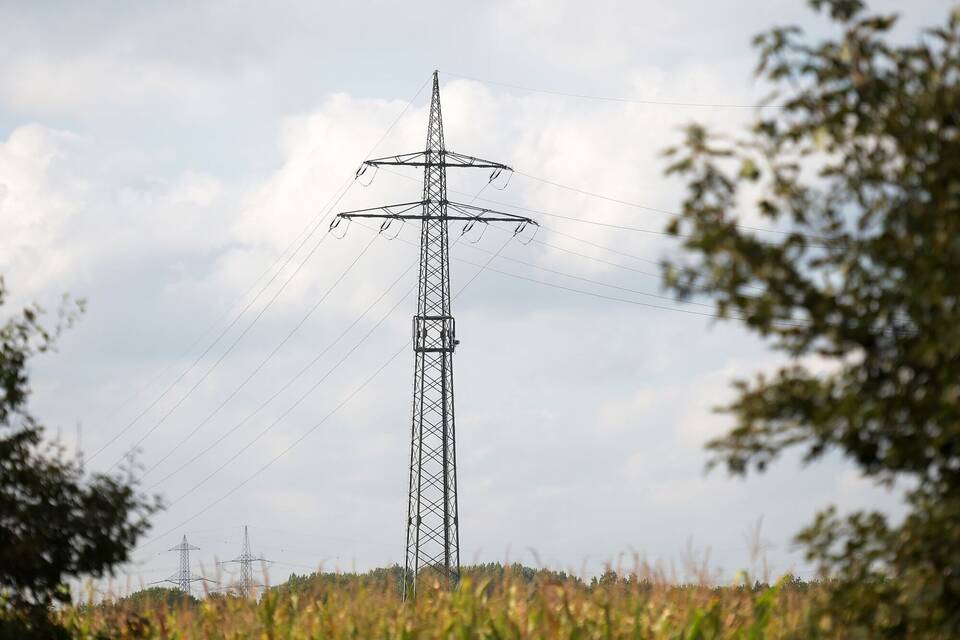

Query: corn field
left=62, top=568, right=824, bottom=639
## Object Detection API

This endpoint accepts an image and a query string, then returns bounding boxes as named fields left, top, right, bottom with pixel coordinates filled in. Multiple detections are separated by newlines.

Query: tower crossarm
left=149, top=574, right=215, bottom=587
left=220, top=556, right=269, bottom=565
left=363, top=150, right=511, bottom=171
left=220, top=555, right=273, bottom=565
left=335, top=201, right=425, bottom=221
left=336, top=201, right=537, bottom=224
left=446, top=202, right=539, bottom=225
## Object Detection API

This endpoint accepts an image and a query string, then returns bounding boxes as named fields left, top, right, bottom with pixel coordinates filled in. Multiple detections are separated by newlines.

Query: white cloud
left=0, top=124, right=238, bottom=305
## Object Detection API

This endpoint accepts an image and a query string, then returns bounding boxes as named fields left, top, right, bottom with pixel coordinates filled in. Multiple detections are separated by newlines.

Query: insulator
left=468, top=221, right=489, bottom=245
left=330, top=216, right=350, bottom=239
left=516, top=222, right=539, bottom=246
left=491, top=169, right=514, bottom=191
left=358, top=164, right=378, bottom=187
left=380, top=217, right=404, bottom=240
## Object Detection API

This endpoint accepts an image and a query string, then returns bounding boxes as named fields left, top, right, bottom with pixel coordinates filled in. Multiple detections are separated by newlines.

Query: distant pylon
left=221, top=525, right=269, bottom=598
left=152, top=535, right=212, bottom=596
left=333, top=71, right=537, bottom=598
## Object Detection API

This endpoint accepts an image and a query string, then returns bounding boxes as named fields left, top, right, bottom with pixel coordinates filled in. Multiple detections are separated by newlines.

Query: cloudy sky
left=1, top=0, right=949, bottom=594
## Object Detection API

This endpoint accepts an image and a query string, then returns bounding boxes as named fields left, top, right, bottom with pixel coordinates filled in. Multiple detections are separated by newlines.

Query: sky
left=1, top=0, right=951, bottom=596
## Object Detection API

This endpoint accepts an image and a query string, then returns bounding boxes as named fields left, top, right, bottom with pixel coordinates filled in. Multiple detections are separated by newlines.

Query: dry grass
left=61, top=566, right=820, bottom=639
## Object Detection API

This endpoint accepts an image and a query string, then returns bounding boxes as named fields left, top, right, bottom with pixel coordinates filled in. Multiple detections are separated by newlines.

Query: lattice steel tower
left=221, top=525, right=268, bottom=598
left=153, top=535, right=211, bottom=595
left=334, top=71, right=535, bottom=598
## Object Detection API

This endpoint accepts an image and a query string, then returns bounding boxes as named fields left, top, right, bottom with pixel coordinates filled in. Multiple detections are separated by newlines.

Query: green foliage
left=662, top=0, right=960, bottom=636
left=0, top=276, right=158, bottom=638
left=115, top=587, right=197, bottom=610
left=280, top=564, right=405, bottom=596
left=464, top=562, right=581, bottom=587
left=276, top=563, right=581, bottom=601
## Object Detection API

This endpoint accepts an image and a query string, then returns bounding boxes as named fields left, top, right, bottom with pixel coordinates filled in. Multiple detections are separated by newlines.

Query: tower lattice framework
left=221, top=525, right=268, bottom=598
left=334, top=71, right=536, bottom=598
left=153, top=535, right=211, bottom=595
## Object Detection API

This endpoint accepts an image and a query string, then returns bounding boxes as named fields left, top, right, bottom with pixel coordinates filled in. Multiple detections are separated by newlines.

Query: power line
left=106, top=217, right=347, bottom=471
left=135, top=226, right=517, bottom=554
left=164, top=276, right=414, bottom=508
left=364, top=212, right=749, bottom=313
left=443, top=172, right=699, bottom=284
left=88, top=77, right=432, bottom=464
left=369, top=217, right=799, bottom=327
left=118, top=175, right=752, bottom=482
left=529, top=226, right=766, bottom=294
left=136, top=339, right=408, bottom=552
left=145, top=244, right=418, bottom=490
left=459, top=241, right=714, bottom=308
left=138, top=70, right=786, bottom=564
left=439, top=70, right=781, bottom=109
left=118, top=566, right=181, bottom=576
left=377, top=166, right=693, bottom=240
left=87, top=179, right=354, bottom=464
left=148, top=177, right=496, bottom=500
left=534, top=226, right=662, bottom=269
left=96, top=196, right=363, bottom=434
left=512, top=170, right=827, bottom=242
left=269, top=560, right=326, bottom=572
left=162, top=225, right=513, bottom=506
left=452, top=253, right=808, bottom=329
left=378, top=165, right=823, bottom=248
left=248, top=525, right=393, bottom=548
left=377, top=221, right=715, bottom=309
left=141, top=232, right=380, bottom=478
left=365, top=75, right=433, bottom=163
left=110, top=103, right=445, bottom=468
left=141, top=242, right=808, bottom=565
left=468, top=192, right=824, bottom=247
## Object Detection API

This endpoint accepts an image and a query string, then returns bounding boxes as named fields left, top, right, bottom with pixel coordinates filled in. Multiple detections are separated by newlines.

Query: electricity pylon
left=153, top=535, right=213, bottom=596
left=333, top=70, right=536, bottom=599
left=221, top=525, right=269, bottom=598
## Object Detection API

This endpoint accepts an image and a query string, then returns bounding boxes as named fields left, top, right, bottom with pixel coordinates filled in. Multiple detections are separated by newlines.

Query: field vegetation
left=63, top=564, right=822, bottom=639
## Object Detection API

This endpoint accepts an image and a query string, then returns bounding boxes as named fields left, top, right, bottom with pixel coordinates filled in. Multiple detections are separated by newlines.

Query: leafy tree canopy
left=663, top=0, right=960, bottom=636
left=115, top=586, right=197, bottom=610
left=0, top=277, right=157, bottom=637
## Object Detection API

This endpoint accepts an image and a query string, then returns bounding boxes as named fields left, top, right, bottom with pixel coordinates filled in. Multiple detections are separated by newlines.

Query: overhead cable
left=146, top=252, right=418, bottom=489
left=135, top=230, right=515, bottom=552
left=88, top=177, right=354, bottom=463
left=142, top=232, right=380, bottom=478
left=439, top=70, right=782, bottom=109
left=89, top=76, right=431, bottom=465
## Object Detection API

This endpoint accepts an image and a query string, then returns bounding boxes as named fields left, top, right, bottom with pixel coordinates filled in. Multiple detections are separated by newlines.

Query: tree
left=663, top=1, right=960, bottom=636
left=117, top=586, right=197, bottom=610
left=592, top=568, right=621, bottom=589
left=0, top=276, right=157, bottom=638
